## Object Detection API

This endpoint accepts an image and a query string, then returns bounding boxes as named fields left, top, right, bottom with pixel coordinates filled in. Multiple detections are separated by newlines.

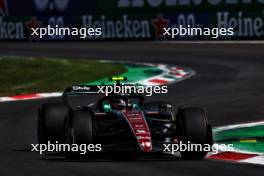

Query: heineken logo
left=0, top=17, right=24, bottom=39
left=82, top=14, right=172, bottom=40
left=82, top=15, right=151, bottom=39
left=217, top=11, right=264, bottom=37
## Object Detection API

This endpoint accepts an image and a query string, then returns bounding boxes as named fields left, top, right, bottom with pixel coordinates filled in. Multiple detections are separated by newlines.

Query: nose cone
left=122, top=110, right=153, bottom=152
left=137, top=135, right=152, bottom=152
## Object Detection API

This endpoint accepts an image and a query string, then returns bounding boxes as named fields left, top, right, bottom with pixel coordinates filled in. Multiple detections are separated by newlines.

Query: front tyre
left=38, top=103, right=68, bottom=144
left=177, top=107, right=213, bottom=159
left=65, top=110, right=94, bottom=158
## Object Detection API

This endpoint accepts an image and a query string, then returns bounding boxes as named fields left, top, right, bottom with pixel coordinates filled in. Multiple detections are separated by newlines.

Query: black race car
left=38, top=77, right=213, bottom=159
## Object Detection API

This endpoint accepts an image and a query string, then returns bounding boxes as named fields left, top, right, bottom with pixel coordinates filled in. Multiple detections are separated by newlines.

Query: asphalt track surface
left=0, top=42, right=264, bottom=176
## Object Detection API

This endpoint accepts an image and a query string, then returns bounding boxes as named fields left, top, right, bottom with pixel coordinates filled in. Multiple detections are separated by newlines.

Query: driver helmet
left=110, top=98, right=126, bottom=110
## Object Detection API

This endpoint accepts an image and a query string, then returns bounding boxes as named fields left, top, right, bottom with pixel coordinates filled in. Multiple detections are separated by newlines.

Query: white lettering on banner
left=118, top=0, right=264, bottom=7
left=148, top=0, right=163, bottom=7
left=217, top=11, right=264, bottom=37
left=0, top=17, right=24, bottom=39
left=34, top=0, right=70, bottom=12
left=82, top=15, right=151, bottom=39
left=34, top=0, right=49, bottom=12
left=54, top=0, right=70, bottom=11
left=208, top=0, right=221, bottom=5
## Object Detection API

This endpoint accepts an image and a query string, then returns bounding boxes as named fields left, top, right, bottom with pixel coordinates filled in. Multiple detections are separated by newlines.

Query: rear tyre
left=38, top=103, right=68, bottom=144
left=176, top=107, right=212, bottom=159
left=65, top=110, right=94, bottom=159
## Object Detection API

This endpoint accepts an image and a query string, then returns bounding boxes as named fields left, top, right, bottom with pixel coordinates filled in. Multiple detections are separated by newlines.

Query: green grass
left=214, top=125, right=264, bottom=141
left=0, top=57, right=126, bottom=96
left=220, top=141, right=264, bottom=153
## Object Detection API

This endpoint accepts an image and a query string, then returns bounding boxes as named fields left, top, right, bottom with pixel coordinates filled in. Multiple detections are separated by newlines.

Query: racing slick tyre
left=65, top=110, right=94, bottom=159
left=38, top=103, right=68, bottom=144
left=176, top=107, right=213, bottom=159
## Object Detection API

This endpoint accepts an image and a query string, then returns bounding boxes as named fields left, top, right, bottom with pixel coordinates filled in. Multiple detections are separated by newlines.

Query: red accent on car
left=122, top=110, right=152, bottom=152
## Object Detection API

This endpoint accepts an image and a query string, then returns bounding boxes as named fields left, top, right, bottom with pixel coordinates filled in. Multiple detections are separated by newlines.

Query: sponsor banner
left=0, top=15, right=153, bottom=41
left=1, top=0, right=264, bottom=16
left=0, top=0, right=96, bottom=16
left=82, top=15, right=152, bottom=40
left=1, top=12, right=264, bottom=41
left=0, top=16, right=25, bottom=40
left=217, top=11, right=264, bottom=39
left=0, top=0, right=264, bottom=40
left=99, top=0, right=264, bottom=14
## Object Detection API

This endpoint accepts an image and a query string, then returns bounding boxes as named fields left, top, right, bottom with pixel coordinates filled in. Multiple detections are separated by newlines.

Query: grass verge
left=0, top=57, right=126, bottom=96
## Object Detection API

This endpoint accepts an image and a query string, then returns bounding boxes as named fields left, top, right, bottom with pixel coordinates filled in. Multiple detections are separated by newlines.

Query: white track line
left=214, top=121, right=264, bottom=132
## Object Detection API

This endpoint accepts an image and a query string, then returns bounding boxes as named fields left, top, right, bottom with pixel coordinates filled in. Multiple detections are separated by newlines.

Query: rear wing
left=62, top=84, right=145, bottom=110
left=63, top=76, right=129, bottom=96
left=63, top=84, right=144, bottom=96
left=62, top=85, right=102, bottom=110
left=63, top=85, right=100, bottom=96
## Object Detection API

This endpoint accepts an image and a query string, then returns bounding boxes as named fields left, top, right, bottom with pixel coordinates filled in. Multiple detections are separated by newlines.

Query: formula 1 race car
left=37, top=77, right=213, bottom=159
